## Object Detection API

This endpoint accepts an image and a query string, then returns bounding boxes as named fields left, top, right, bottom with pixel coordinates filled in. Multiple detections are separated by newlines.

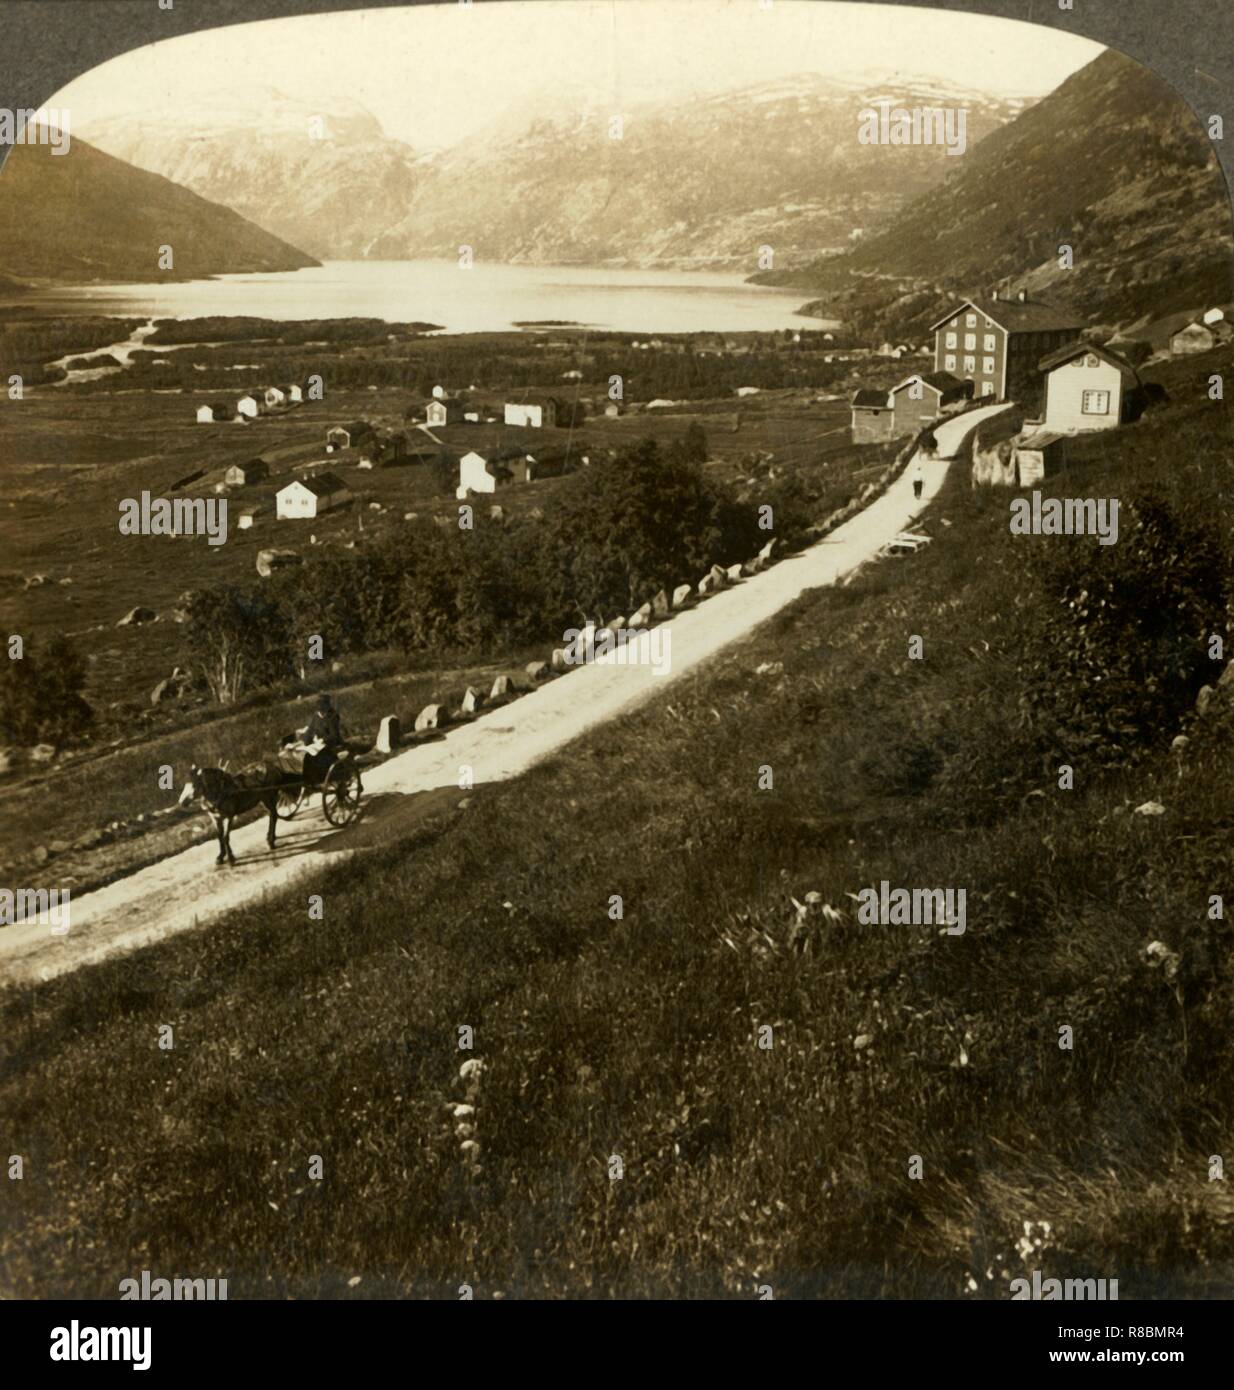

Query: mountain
left=371, top=74, right=1025, bottom=270
left=0, top=129, right=319, bottom=285
left=82, top=88, right=424, bottom=262
left=759, top=49, right=1234, bottom=333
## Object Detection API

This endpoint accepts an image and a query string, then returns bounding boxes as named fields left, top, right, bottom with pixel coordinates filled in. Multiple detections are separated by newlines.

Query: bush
left=0, top=635, right=93, bottom=745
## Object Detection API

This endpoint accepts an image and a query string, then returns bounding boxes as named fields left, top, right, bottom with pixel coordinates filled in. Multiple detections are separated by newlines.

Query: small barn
left=426, top=397, right=464, bottom=428
left=325, top=421, right=373, bottom=452
left=1169, top=320, right=1232, bottom=356
left=225, top=457, right=271, bottom=488
left=281, top=383, right=303, bottom=403
left=276, top=472, right=352, bottom=520
left=264, top=386, right=287, bottom=409
left=196, top=401, right=232, bottom=424
left=504, top=396, right=558, bottom=429
left=237, top=505, right=262, bottom=531
left=850, top=388, right=893, bottom=443
left=889, top=370, right=971, bottom=437
left=1038, top=341, right=1142, bottom=432
left=1012, top=427, right=1068, bottom=486
left=237, top=395, right=261, bottom=419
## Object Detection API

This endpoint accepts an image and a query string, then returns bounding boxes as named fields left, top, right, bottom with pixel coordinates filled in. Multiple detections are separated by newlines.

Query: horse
left=178, top=762, right=293, bottom=867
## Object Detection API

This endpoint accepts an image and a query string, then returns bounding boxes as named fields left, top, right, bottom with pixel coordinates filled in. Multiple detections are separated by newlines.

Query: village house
left=888, top=370, right=972, bottom=436
left=1169, top=319, right=1233, bottom=355
left=1037, top=341, right=1143, bottom=432
left=929, top=289, right=1082, bottom=410
left=281, top=383, right=303, bottom=403
left=850, top=388, right=894, bottom=443
left=196, top=401, right=232, bottom=424
left=504, top=395, right=558, bottom=429
left=426, top=396, right=465, bottom=428
left=237, top=504, right=262, bottom=531
left=263, top=386, right=287, bottom=409
left=325, top=421, right=374, bottom=452
left=224, top=457, right=271, bottom=488
left=604, top=402, right=622, bottom=417
left=236, top=394, right=261, bottom=419
left=276, top=471, right=352, bottom=520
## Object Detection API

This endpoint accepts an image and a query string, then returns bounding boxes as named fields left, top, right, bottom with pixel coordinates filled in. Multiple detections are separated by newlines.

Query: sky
left=56, top=1, right=1105, bottom=151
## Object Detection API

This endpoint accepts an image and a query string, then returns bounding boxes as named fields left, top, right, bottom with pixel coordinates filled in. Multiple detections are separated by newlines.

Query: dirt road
left=0, top=403, right=1010, bottom=988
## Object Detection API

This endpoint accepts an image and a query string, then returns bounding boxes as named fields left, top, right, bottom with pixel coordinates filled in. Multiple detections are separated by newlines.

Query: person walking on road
left=912, top=460, right=924, bottom=501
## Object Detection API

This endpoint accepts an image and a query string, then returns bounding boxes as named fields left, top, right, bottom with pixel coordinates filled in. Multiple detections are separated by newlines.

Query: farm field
left=0, top=319, right=889, bottom=720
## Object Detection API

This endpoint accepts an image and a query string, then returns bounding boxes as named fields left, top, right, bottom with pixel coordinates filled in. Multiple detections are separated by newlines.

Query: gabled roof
left=851, top=388, right=889, bottom=408
left=284, top=471, right=348, bottom=498
left=889, top=370, right=966, bottom=398
left=1038, top=340, right=1140, bottom=375
left=928, top=293, right=1084, bottom=335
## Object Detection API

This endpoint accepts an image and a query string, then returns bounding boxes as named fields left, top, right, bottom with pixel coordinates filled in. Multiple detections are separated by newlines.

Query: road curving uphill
left=0, top=403, right=1012, bottom=989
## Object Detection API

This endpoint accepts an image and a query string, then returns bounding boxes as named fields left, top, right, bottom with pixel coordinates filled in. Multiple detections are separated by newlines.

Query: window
left=966, top=313, right=976, bottom=327
left=1084, top=353, right=1099, bottom=368
left=984, top=334, right=997, bottom=352
left=964, top=333, right=976, bottom=350
left=945, top=332, right=957, bottom=348
left=983, top=357, right=995, bottom=374
left=944, top=354, right=956, bottom=371
left=963, top=356, right=975, bottom=373
left=1082, top=390, right=1111, bottom=415
left=982, top=381, right=995, bottom=397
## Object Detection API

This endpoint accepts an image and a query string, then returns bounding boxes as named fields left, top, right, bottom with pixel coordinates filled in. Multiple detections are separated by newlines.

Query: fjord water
left=27, top=259, right=829, bottom=334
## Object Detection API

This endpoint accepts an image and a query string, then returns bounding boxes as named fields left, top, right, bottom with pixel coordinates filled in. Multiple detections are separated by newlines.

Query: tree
left=182, top=585, right=293, bottom=705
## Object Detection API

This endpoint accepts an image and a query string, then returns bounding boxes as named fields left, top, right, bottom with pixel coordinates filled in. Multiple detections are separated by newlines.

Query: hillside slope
left=0, top=129, right=319, bottom=284
left=759, top=49, right=1233, bottom=333
left=83, top=90, right=423, bottom=263
left=375, top=75, right=1021, bottom=270
left=3, top=347, right=1232, bottom=1297
left=84, top=77, right=1022, bottom=272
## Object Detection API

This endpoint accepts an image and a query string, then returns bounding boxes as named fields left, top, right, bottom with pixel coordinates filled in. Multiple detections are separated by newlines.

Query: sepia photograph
left=0, top=0, right=1232, bottom=1362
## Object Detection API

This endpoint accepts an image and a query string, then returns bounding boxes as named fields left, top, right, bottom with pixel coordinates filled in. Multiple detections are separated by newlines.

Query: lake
left=26, top=259, right=831, bottom=335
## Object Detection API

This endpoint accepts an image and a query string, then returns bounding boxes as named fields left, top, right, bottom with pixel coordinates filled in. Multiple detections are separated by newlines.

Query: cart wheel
left=321, top=760, right=363, bottom=826
left=276, top=785, right=306, bottom=820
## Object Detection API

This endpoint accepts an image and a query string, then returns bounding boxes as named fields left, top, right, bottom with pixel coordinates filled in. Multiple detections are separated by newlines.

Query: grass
left=3, top=349, right=1233, bottom=1299
left=2, top=348, right=1232, bottom=1300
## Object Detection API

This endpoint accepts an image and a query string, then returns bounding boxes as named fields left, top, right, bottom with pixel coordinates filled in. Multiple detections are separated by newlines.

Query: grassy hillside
left=2, top=349, right=1232, bottom=1298
left=0, top=131, right=319, bottom=285
left=758, top=50, right=1234, bottom=339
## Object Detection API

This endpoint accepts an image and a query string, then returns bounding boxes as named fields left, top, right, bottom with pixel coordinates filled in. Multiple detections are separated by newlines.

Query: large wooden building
left=929, top=290, right=1082, bottom=411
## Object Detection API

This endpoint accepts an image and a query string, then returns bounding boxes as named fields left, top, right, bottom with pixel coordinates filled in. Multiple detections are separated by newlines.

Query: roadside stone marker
left=376, top=714, right=402, bottom=752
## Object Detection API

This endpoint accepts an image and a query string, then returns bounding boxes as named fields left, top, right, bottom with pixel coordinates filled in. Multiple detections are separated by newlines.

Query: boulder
left=628, top=603, right=652, bottom=629
left=460, top=686, right=483, bottom=715
left=116, top=606, right=157, bottom=626
left=526, top=660, right=550, bottom=682
left=1218, top=661, right=1234, bottom=689
left=414, top=703, right=444, bottom=733
left=1196, top=684, right=1216, bottom=715
left=403, top=512, right=418, bottom=522
left=551, top=648, right=570, bottom=670
left=610, top=615, right=625, bottom=631
left=256, top=549, right=301, bottom=579
left=375, top=714, right=402, bottom=753
left=726, top=563, right=744, bottom=582
left=489, top=505, right=504, bottom=522
left=490, top=674, right=512, bottom=701
left=652, top=589, right=670, bottom=617
left=24, top=573, right=51, bottom=589
left=709, top=563, right=727, bottom=587
left=672, top=584, right=693, bottom=608
left=0, top=747, right=12, bottom=776
left=30, top=743, right=56, bottom=762
left=741, top=560, right=760, bottom=576
left=757, top=538, right=778, bottom=564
